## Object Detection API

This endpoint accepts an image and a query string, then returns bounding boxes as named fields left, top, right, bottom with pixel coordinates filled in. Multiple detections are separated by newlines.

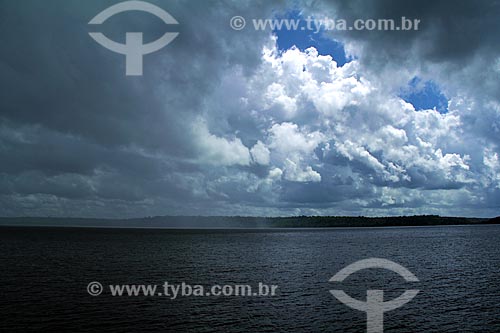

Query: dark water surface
left=1, top=225, right=499, bottom=332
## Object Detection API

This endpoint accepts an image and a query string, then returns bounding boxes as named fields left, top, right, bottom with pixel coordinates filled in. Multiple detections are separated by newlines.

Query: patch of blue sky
left=272, top=10, right=350, bottom=66
left=400, top=77, right=449, bottom=113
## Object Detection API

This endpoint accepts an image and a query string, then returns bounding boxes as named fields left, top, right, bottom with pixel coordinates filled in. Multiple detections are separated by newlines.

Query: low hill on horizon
left=0, top=215, right=496, bottom=229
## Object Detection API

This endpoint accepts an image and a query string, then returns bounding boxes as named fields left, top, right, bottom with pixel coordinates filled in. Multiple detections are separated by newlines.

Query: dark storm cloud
left=312, top=0, right=500, bottom=66
left=2, top=0, right=287, bottom=147
left=0, top=0, right=282, bottom=216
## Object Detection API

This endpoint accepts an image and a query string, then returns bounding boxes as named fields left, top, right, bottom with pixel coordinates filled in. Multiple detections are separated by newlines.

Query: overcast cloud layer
left=0, top=0, right=499, bottom=218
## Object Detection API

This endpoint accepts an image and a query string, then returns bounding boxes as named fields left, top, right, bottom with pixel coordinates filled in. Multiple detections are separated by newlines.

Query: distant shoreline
left=0, top=215, right=498, bottom=229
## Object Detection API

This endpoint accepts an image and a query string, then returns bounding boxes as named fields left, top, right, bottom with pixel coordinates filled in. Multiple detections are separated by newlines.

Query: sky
left=0, top=0, right=500, bottom=218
